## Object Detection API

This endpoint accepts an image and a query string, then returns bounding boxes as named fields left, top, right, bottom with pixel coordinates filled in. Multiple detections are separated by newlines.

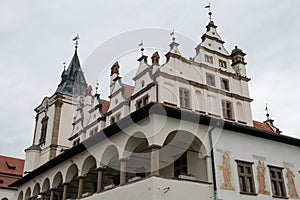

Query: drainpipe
left=208, top=121, right=219, bottom=200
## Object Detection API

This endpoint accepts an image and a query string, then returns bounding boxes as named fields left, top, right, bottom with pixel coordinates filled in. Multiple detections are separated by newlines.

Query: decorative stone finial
left=151, top=51, right=160, bottom=65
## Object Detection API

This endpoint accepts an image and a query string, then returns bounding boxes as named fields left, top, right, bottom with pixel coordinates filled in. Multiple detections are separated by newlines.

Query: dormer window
left=6, top=161, right=16, bottom=170
left=206, top=74, right=216, bottom=87
left=136, top=95, right=149, bottom=109
left=219, top=59, right=227, bottom=68
left=222, top=100, right=233, bottom=119
left=221, top=78, right=230, bottom=91
left=205, top=55, right=213, bottom=64
left=179, top=88, right=190, bottom=108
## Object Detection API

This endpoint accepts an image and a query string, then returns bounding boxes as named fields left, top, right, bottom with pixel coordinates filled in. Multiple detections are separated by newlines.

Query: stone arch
left=24, top=187, right=31, bottom=200
left=159, top=130, right=208, bottom=181
left=52, top=172, right=64, bottom=199
left=17, top=191, right=23, bottom=200
left=81, top=155, right=97, bottom=176
left=123, top=132, right=150, bottom=176
left=41, top=178, right=50, bottom=193
left=41, top=178, right=50, bottom=199
left=65, top=164, right=79, bottom=199
left=1, top=198, right=8, bottom=200
left=81, top=155, right=98, bottom=196
left=101, top=145, right=120, bottom=187
left=32, top=183, right=41, bottom=197
left=52, top=172, right=63, bottom=188
left=236, top=102, right=244, bottom=121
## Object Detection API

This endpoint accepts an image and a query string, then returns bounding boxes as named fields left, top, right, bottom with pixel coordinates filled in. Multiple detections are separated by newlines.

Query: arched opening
left=65, top=164, right=79, bottom=199
left=52, top=172, right=63, bottom=199
left=41, top=178, right=50, bottom=199
left=160, top=130, right=208, bottom=181
left=17, top=191, right=23, bottom=200
left=1, top=198, right=9, bottom=200
left=124, top=132, right=150, bottom=182
left=101, top=145, right=120, bottom=189
left=81, top=156, right=97, bottom=197
left=25, top=187, right=31, bottom=200
left=32, top=183, right=40, bottom=198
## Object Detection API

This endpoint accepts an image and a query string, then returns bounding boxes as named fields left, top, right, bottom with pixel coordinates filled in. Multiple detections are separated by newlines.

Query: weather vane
left=63, top=62, right=66, bottom=71
left=73, top=34, right=80, bottom=49
left=265, top=103, right=270, bottom=120
left=170, top=29, right=175, bottom=42
left=205, top=3, right=212, bottom=22
left=138, top=40, right=144, bottom=55
left=95, top=82, right=100, bottom=94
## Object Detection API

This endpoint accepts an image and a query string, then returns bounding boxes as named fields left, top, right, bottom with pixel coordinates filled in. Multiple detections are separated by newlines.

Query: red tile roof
left=100, top=99, right=110, bottom=114
left=253, top=120, right=274, bottom=133
left=123, top=84, right=134, bottom=100
left=0, top=155, right=24, bottom=189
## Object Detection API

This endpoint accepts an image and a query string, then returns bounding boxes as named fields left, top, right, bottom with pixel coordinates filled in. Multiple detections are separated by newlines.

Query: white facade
left=9, top=19, right=300, bottom=200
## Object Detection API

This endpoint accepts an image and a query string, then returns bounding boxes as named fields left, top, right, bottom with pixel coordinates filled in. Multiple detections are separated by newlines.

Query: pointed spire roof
left=56, top=49, right=87, bottom=97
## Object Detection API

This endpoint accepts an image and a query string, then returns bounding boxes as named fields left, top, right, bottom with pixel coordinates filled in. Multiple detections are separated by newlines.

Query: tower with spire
left=23, top=37, right=88, bottom=173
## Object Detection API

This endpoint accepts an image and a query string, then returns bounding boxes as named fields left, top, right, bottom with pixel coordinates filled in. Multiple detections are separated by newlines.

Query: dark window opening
left=236, top=161, right=256, bottom=194
left=269, top=166, right=286, bottom=198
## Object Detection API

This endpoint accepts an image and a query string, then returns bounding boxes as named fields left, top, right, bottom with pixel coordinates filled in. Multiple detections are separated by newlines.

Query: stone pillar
left=96, top=167, right=105, bottom=193
left=49, top=99, right=63, bottom=160
left=49, top=189, right=55, bottom=200
left=206, top=155, right=213, bottom=182
left=62, top=183, right=68, bottom=200
left=77, top=176, right=85, bottom=199
left=149, top=145, right=161, bottom=176
left=120, top=159, right=127, bottom=185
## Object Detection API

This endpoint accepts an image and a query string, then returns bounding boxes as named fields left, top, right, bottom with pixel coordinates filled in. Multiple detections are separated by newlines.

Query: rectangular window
left=222, top=100, right=233, bottom=119
left=236, top=161, right=256, bottom=194
left=179, top=88, right=190, bottom=108
left=219, top=59, right=227, bottom=68
left=174, top=152, right=188, bottom=177
left=39, top=116, right=49, bottom=145
left=221, top=78, right=230, bottom=91
left=269, top=166, right=286, bottom=198
left=206, top=74, right=216, bottom=87
left=136, top=95, right=149, bottom=109
left=205, top=55, right=213, bottom=64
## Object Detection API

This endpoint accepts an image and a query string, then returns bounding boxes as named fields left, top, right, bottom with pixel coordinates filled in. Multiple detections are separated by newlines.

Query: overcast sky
left=1, top=0, right=300, bottom=159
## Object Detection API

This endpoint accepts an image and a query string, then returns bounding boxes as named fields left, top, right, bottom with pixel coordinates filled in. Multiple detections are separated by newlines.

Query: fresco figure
left=219, top=151, right=234, bottom=190
left=286, top=167, right=299, bottom=199
left=256, top=160, right=270, bottom=195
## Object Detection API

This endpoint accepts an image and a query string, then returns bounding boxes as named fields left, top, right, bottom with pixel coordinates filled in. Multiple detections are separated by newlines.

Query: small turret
left=110, top=62, right=120, bottom=94
left=230, top=46, right=247, bottom=76
left=151, top=51, right=160, bottom=65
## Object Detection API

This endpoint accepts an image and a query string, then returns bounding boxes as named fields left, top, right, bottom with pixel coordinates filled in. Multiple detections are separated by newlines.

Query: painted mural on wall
left=285, top=167, right=299, bottom=199
left=256, top=160, right=270, bottom=195
left=219, top=151, right=235, bottom=190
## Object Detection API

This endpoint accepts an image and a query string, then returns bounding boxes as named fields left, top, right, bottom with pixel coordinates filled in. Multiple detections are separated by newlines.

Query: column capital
left=96, top=167, right=106, bottom=171
left=119, top=157, right=130, bottom=162
left=55, top=99, right=63, bottom=108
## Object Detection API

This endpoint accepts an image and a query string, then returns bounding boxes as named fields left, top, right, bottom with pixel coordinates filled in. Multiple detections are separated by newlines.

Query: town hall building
left=6, top=16, right=300, bottom=200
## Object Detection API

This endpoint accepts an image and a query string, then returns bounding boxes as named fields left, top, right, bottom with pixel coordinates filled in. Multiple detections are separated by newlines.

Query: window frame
left=268, top=165, right=287, bottom=198
left=179, top=88, right=190, bottom=108
left=206, top=73, right=216, bottom=87
left=205, top=54, right=214, bottom=64
left=219, top=59, right=227, bottom=68
left=39, top=116, right=49, bottom=146
left=174, top=152, right=188, bottom=177
left=236, top=160, right=257, bottom=195
left=136, top=95, right=149, bottom=110
left=222, top=100, right=233, bottom=119
left=221, top=78, right=230, bottom=91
